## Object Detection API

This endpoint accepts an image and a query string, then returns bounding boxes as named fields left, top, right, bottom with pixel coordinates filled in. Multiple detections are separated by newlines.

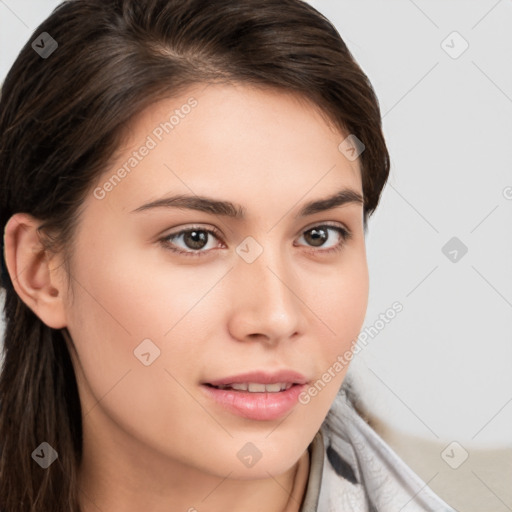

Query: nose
left=227, top=243, right=306, bottom=345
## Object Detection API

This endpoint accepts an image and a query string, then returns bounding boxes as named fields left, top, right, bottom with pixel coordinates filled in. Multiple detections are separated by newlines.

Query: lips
left=201, top=369, right=309, bottom=420
left=204, top=369, right=308, bottom=388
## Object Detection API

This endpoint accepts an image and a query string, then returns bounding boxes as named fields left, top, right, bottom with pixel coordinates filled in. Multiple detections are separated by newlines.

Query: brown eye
left=297, top=224, right=352, bottom=254
left=303, top=226, right=329, bottom=247
left=180, top=230, right=209, bottom=250
left=161, top=226, right=223, bottom=257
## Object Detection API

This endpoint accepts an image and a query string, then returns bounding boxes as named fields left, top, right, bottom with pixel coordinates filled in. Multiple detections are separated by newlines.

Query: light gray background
left=307, top=0, right=512, bottom=448
left=1, top=1, right=511, bottom=508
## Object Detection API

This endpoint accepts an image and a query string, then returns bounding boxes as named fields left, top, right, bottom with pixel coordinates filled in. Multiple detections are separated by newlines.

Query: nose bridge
left=230, top=235, right=303, bottom=340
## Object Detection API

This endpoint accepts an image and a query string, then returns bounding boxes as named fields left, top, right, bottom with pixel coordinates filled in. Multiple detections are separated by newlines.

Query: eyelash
left=159, top=222, right=352, bottom=258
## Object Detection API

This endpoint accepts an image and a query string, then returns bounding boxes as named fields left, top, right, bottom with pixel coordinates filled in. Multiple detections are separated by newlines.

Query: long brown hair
left=0, top=0, right=390, bottom=509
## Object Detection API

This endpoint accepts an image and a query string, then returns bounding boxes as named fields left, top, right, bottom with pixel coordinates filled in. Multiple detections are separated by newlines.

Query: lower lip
left=200, top=383, right=307, bottom=421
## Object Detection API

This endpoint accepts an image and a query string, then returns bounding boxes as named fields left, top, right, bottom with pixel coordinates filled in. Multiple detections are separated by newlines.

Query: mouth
left=203, top=382, right=297, bottom=392
left=200, top=370, right=308, bottom=421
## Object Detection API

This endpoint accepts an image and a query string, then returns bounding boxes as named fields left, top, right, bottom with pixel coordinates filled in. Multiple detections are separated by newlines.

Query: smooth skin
left=4, top=83, right=369, bottom=512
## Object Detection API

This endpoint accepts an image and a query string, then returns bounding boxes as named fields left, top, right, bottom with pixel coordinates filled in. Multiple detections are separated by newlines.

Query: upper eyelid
left=300, top=220, right=348, bottom=233
left=165, top=221, right=348, bottom=239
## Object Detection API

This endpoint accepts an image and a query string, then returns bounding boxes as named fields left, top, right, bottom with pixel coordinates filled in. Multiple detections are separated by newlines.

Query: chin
left=209, top=437, right=308, bottom=480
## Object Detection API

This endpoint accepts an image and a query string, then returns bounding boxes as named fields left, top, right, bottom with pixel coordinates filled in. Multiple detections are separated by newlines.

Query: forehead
left=90, top=83, right=362, bottom=216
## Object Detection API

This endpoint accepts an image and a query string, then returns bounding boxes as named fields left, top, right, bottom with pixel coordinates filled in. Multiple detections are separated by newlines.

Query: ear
left=3, top=213, right=68, bottom=329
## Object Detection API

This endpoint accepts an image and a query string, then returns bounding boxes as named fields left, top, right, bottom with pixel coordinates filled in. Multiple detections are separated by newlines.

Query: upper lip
left=204, top=370, right=308, bottom=387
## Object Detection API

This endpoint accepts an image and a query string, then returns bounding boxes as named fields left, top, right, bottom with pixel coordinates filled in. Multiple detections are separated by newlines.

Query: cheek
left=300, top=254, right=369, bottom=404
left=64, top=245, right=224, bottom=414
left=64, top=251, right=208, bottom=458
left=63, top=247, right=161, bottom=411
left=313, top=253, right=369, bottom=346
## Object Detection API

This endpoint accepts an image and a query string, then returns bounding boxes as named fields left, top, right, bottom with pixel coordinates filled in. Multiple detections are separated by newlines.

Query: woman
left=0, top=0, right=456, bottom=510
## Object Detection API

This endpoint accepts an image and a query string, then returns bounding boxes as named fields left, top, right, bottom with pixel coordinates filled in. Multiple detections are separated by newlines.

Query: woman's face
left=61, top=83, right=369, bottom=480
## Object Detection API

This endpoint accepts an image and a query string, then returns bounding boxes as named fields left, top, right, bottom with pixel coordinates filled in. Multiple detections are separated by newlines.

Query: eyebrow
left=130, top=188, right=364, bottom=219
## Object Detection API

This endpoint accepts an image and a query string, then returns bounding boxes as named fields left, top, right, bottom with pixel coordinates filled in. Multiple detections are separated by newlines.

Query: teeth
left=214, top=382, right=293, bottom=392
left=248, top=383, right=266, bottom=392
left=231, top=383, right=249, bottom=391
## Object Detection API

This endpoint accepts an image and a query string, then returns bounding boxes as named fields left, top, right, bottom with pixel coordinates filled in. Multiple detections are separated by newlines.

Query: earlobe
left=3, top=213, right=68, bottom=329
